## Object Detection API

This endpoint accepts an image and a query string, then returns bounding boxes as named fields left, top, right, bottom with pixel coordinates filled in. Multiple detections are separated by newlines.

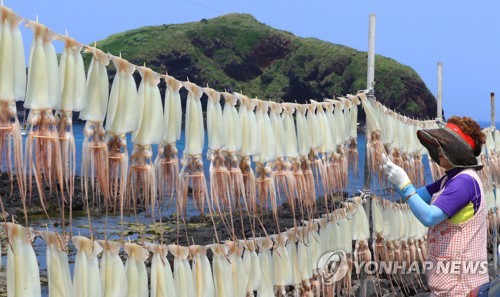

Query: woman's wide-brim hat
left=416, top=123, right=483, bottom=170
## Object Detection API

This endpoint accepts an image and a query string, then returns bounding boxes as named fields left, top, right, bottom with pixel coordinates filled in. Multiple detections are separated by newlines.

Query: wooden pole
left=437, top=62, right=443, bottom=120
left=359, top=13, right=376, bottom=297
left=491, top=92, right=498, bottom=274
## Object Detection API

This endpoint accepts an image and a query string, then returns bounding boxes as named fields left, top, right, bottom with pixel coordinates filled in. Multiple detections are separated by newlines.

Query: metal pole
left=437, top=62, right=443, bottom=121
left=491, top=92, right=498, bottom=273
left=367, top=14, right=376, bottom=89
left=359, top=13, right=376, bottom=297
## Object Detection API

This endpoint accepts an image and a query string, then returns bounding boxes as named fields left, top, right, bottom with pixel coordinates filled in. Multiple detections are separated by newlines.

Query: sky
left=4, top=0, right=500, bottom=122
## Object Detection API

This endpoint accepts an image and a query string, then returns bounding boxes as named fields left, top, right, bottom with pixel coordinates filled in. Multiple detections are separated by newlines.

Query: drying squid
left=145, top=243, right=177, bottom=297
left=371, top=196, right=386, bottom=272
left=179, top=81, right=209, bottom=218
left=273, top=102, right=299, bottom=222
left=72, top=235, right=102, bottom=297
left=360, top=92, right=385, bottom=185
left=56, top=33, right=87, bottom=229
left=346, top=94, right=360, bottom=177
left=169, top=244, right=195, bottom=297
left=205, top=87, right=234, bottom=235
left=105, top=54, right=138, bottom=221
left=189, top=244, right=214, bottom=297
left=330, top=99, right=350, bottom=193
left=5, top=222, right=41, bottom=297
left=80, top=46, right=110, bottom=208
left=99, top=240, right=128, bottom=297
left=257, top=237, right=274, bottom=297
left=270, top=102, right=296, bottom=207
left=235, top=93, right=258, bottom=215
left=348, top=196, right=371, bottom=280
left=323, top=101, right=342, bottom=197
left=155, top=75, right=182, bottom=208
left=241, top=239, right=262, bottom=295
left=221, top=91, right=245, bottom=211
left=38, top=230, right=73, bottom=297
left=25, top=19, right=65, bottom=226
left=303, top=222, right=321, bottom=296
left=210, top=243, right=233, bottom=297
left=307, top=101, right=328, bottom=198
left=254, top=99, right=279, bottom=229
left=285, top=229, right=302, bottom=296
left=226, top=240, right=249, bottom=297
left=129, top=66, right=164, bottom=215
left=314, top=101, right=334, bottom=205
left=296, top=227, right=314, bottom=297
left=0, top=6, right=26, bottom=208
left=295, top=104, right=316, bottom=218
left=124, top=242, right=149, bottom=297
left=272, top=233, right=293, bottom=296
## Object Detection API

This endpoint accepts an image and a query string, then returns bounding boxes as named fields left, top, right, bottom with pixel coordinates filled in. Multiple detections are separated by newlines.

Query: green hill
left=90, top=13, right=436, bottom=119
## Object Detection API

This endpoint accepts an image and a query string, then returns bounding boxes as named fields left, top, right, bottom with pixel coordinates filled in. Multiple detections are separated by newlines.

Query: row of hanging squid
left=360, top=97, right=439, bottom=190
left=479, top=127, right=500, bottom=248
left=0, top=5, right=365, bottom=241
left=3, top=194, right=430, bottom=297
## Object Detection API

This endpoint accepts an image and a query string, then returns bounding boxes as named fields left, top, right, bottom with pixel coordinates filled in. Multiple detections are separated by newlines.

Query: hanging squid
left=225, top=240, right=249, bottom=297
left=235, top=93, right=258, bottom=215
left=371, top=196, right=386, bottom=276
left=72, top=235, right=102, bottom=297
left=360, top=92, right=386, bottom=185
left=346, top=94, right=360, bottom=177
left=56, top=33, right=87, bottom=231
left=0, top=6, right=26, bottom=210
left=80, top=46, right=110, bottom=209
left=314, top=101, right=334, bottom=207
left=25, top=19, right=65, bottom=229
left=155, top=74, right=182, bottom=208
left=296, top=226, right=314, bottom=297
left=348, top=196, right=371, bottom=280
left=241, top=238, right=262, bottom=295
left=254, top=99, right=279, bottom=230
left=105, top=54, right=138, bottom=225
left=189, top=244, right=214, bottom=297
left=307, top=101, right=328, bottom=198
left=272, top=232, right=293, bottom=296
left=5, top=222, right=41, bottom=297
left=281, top=103, right=305, bottom=224
left=145, top=243, right=176, bottom=297
left=221, top=91, right=249, bottom=233
left=178, top=81, right=209, bottom=219
left=129, top=66, right=164, bottom=216
left=98, top=240, right=128, bottom=297
left=38, top=230, right=73, bottom=297
left=222, top=92, right=246, bottom=208
left=168, top=244, right=196, bottom=297
left=295, top=103, right=316, bottom=218
left=210, top=243, right=233, bottom=297
left=330, top=99, right=350, bottom=193
left=323, top=100, right=343, bottom=195
left=257, top=236, right=274, bottom=297
left=124, top=242, right=149, bottom=297
left=205, top=87, right=234, bottom=237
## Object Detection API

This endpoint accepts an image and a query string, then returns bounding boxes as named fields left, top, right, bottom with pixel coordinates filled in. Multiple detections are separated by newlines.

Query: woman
left=382, top=116, right=488, bottom=296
